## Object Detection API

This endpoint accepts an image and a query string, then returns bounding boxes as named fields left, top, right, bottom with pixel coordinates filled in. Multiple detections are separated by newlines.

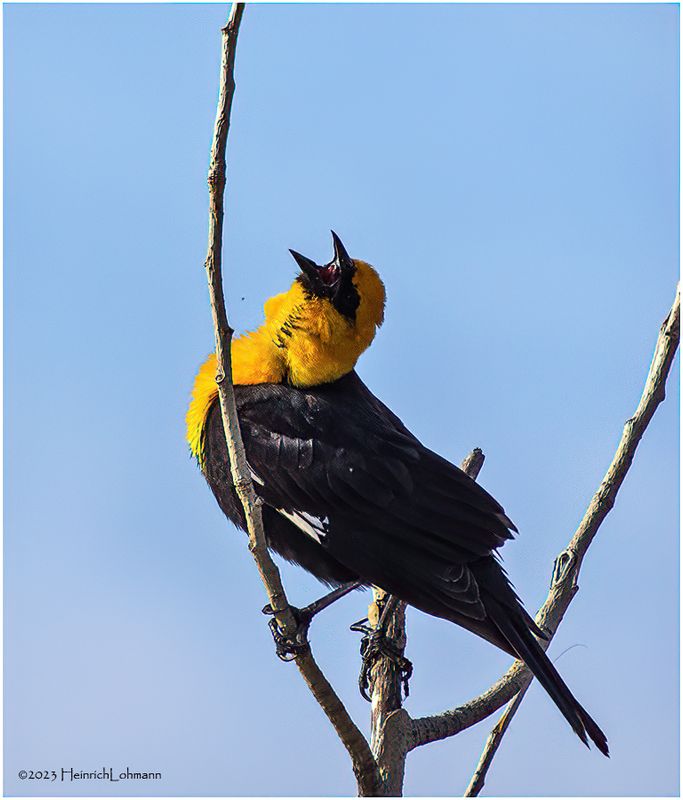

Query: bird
left=186, top=231, right=608, bottom=756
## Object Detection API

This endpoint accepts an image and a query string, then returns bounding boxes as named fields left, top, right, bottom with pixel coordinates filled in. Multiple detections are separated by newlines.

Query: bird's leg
left=351, top=594, right=413, bottom=701
left=298, top=580, right=363, bottom=620
left=262, top=581, right=362, bottom=662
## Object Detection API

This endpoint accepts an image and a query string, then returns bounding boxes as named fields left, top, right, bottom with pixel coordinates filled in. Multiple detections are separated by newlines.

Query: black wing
left=232, top=371, right=522, bottom=645
left=203, top=371, right=609, bottom=754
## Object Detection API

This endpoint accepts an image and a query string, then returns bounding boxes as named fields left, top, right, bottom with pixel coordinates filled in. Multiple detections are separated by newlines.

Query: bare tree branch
left=464, top=683, right=529, bottom=796
left=409, top=284, right=680, bottom=754
left=202, top=6, right=381, bottom=794
left=202, top=7, right=678, bottom=794
left=461, top=447, right=486, bottom=480
left=369, top=592, right=407, bottom=749
left=369, top=590, right=409, bottom=795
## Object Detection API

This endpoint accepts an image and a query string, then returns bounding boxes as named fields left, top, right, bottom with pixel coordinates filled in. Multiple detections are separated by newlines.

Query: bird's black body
left=201, top=369, right=608, bottom=755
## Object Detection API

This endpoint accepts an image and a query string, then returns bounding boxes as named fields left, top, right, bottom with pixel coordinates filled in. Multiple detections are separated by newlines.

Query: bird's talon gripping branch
left=355, top=627, right=413, bottom=701
left=353, top=593, right=413, bottom=699
left=263, top=608, right=311, bottom=662
left=262, top=583, right=361, bottom=662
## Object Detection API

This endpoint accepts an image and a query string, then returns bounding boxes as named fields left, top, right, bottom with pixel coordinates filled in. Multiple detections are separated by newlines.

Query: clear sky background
left=4, top=3, right=679, bottom=797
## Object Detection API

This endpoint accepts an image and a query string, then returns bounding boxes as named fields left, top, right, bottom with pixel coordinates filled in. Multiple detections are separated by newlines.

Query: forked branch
left=409, top=284, right=680, bottom=760
left=203, top=5, right=380, bottom=794
left=201, top=6, right=679, bottom=795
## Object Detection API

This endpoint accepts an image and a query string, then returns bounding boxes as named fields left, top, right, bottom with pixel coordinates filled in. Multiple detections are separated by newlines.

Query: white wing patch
left=276, top=508, right=330, bottom=545
left=247, top=461, right=266, bottom=486
left=248, top=465, right=264, bottom=486
left=246, top=462, right=328, bottom=545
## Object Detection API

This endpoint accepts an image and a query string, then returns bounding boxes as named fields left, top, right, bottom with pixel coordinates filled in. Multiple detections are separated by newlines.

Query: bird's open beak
left=289, top=231, right=355, bottom=297
left=330, top=231, right=354, bottom=272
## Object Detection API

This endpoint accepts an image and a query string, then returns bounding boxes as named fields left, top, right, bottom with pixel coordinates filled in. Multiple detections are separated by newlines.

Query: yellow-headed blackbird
left=187, top=232, right=608, bottom=755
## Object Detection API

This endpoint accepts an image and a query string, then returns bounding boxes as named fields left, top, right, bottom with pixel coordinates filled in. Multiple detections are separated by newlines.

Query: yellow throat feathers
left=186, top=259, right=385, bottom=462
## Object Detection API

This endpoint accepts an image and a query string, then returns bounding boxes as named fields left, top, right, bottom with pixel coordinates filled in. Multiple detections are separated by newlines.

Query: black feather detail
left=483, top=594, right=609, bottom=756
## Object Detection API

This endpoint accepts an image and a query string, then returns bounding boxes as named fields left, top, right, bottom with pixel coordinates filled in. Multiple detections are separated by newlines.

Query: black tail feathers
left=485, top=597, right=609, bottom=757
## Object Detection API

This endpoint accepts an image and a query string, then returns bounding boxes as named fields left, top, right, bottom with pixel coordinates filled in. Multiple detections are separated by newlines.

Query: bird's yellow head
left=186, top=232, right=385, bottom=460
left=264, top=231, right=385, bottom=386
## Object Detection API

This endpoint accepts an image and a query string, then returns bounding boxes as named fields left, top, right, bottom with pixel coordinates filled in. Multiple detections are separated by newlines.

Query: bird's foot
left=350, top=618, right=413, bottom=701
left=262, top=582, right=362, bottom=662
left=262, top=604, right=311, bottom=662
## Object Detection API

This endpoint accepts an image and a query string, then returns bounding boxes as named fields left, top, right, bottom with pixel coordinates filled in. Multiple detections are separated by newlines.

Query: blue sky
left=4, top=3, right=679, bottom=796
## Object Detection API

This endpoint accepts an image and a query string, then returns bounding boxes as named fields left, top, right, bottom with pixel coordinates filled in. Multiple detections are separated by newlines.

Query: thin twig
left=464, top=684, right=529, bottom=796
left=464, top=642, right=588, bottom=797
left=202, top=6, right=381, bottom=794
left=409, top=284, right=680, bottom=754
left=461, top=448, right=486, bottom=481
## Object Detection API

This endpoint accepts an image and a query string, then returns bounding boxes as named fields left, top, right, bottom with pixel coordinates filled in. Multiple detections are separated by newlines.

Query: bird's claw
left=350, top=618, right=413, bottom=701
left=262, top=604, right=311, bottom=662
left=349, top=617, right=374, bottom=636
